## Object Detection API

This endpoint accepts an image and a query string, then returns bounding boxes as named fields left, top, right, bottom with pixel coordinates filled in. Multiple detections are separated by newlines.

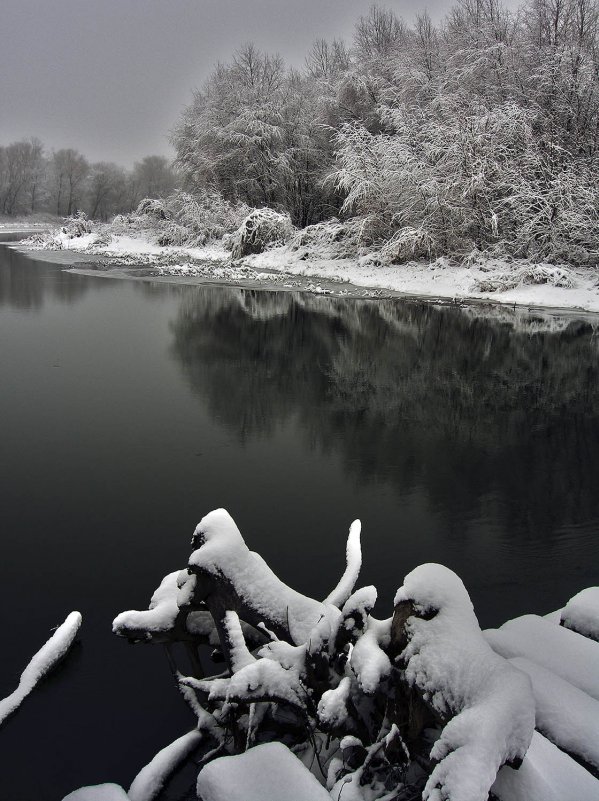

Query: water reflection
left=0, top=244, right=94, bottom=310
left=171, top=287, right=599, bottom=542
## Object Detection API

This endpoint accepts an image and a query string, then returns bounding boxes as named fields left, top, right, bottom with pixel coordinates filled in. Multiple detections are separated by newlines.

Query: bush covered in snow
left=287, top=218, right=361, bottom=261
left=112, top=191, right=250, bottom=248
left=229, top=208, right=294, bottom=259
left=159, top=191, right=250, bottom=247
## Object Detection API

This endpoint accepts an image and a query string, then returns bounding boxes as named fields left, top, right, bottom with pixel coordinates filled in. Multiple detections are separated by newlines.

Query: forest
left=0, top=145, right=178, bottom=220
left=4, top=0, right=599, bottom=268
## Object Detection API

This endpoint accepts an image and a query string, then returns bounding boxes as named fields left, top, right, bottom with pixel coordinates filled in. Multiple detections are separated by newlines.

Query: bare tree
left=51, top=149, right=89, bottom=216
left=87, top=162, right=127, bottom=220
left=132, top=155, right=178, bottom=201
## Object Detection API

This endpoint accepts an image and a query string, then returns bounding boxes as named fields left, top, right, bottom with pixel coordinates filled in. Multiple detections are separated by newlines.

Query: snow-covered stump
left=391, top=565, right=535, bottom=801
left=111, top=510, right=599, bottom=801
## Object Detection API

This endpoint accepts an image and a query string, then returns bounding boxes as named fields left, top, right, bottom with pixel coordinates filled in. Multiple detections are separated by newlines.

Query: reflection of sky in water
left=1, top=244, right=598, bottom=799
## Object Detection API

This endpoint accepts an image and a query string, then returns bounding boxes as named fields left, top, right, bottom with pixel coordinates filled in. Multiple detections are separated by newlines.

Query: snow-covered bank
left=244, top=246, right=599, bottom=313
left=18, top=223, right=599, bottom=314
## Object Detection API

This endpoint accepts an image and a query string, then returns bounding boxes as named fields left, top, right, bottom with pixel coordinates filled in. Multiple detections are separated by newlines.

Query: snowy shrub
left=166, top=190, right=250, bottom=246
left=111, top=509, right=539, bottom=801
left=60, top=211, right=94, bottom=239
left=472, top=264, right=577, bottom=293
left=156, top=222, right=191, bottom=247
left=135, top=198, right=172, bottom=221
left=379, top=226, right=436, bottom=263
left=229, top=208, right=294, bottom=259
left=288, top=219, right=360, bottom=260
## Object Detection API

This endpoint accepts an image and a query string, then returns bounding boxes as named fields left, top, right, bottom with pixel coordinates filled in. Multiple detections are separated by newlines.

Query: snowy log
left=492, top=731, right=599, bottom=801
left=485, top=614, right=599, bottom=701
left=560, top=587, right=599, bottom=642
left=112, top=570, right=217, bottom=646
left=196, top=741, right=332, bottom=801
left=62, top=784, right=129, bottom=801
left=128, top=729, right=203, bottom=801
left=0, top=611, right=82, bottom=727
left=508, top=656, right=599, bottom=772
left=186, top=509, right=331, bottom=657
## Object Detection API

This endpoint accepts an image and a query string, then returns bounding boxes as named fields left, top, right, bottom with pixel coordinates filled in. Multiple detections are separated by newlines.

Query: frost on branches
left=106, top=509, right=547, bottom=801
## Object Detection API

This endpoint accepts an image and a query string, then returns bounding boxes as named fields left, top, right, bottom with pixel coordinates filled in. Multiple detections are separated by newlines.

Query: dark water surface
left=1, top=240, right=598, bottom=799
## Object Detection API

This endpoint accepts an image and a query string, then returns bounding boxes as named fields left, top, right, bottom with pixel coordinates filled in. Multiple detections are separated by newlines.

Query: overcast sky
left=1, top=0, right=501, bottom=166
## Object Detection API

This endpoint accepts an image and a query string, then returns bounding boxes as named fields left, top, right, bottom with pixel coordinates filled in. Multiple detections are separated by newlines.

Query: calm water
left=1, top=240, right=598, bottom=799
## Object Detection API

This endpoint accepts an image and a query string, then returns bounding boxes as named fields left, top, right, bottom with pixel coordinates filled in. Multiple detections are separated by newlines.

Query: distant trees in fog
left=0, top=143, right=179, bottom=220
left=172, top=0, right=599, bottom=263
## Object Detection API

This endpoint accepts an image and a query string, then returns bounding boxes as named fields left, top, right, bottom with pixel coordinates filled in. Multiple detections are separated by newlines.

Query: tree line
left=172, top=0, right=599, bottom=263
left=0, top=141, right=179, bottom=220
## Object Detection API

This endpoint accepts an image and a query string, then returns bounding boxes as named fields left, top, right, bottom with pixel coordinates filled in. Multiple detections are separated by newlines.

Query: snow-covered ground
left=15, top=227, right=599, bottom=314
left=245, top=246, right=599, bottom=313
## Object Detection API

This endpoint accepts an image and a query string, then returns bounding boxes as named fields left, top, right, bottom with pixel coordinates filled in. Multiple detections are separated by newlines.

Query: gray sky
left=1, top=0, right=481, bottom=166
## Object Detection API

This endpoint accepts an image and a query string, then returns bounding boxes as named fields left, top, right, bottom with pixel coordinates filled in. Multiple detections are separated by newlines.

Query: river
left=0, top=238, right=598, bottom=799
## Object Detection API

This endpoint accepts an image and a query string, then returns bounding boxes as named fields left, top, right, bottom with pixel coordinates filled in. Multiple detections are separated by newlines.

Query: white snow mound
left=196, top=741, right=331, bottom=801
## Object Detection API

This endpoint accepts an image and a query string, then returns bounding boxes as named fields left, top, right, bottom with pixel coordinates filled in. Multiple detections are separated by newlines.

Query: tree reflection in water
left=171, top=286, right=599, bottom=549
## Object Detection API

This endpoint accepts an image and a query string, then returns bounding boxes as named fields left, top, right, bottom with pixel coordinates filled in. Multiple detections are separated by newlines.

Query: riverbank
left=9, top=228, right=599, bottom=317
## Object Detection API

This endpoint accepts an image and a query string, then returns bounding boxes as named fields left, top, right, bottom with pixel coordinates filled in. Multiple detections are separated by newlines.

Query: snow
left=0, top=611, right=82, bottom=726
left=395, top=564, right=535, bottom=801
left=128, top=729, right=203, bottom=801
left=188, top=509, right=327, bottom=644
left=323, top=519, right=362, bottom=608
left=244, top=248, right=599, bottom=312
left=188, top=651, right=305, bottom=708
left=349, top=616, right=392, bottom=695
left=62, top=784, right=129, bottom=801
left=485, top=614, right=599, bottom=701
left=318, top=675, right=352, bottom=728
left=223, top=611, right=257, bottom=673
left=341, top=586, right=377, bottom=631
left=509, top=656, right=599, bottom=770
left=196, top=742, right=332, bottom=801
left=113, top=571, right=180, bottom=640
left=20, top=224, right=599, bottom=312
left=492, top=731, right=599, bottom=801
left=561, top=587, right=599, bottom=641
left=24, top=228, right=230, bottom=264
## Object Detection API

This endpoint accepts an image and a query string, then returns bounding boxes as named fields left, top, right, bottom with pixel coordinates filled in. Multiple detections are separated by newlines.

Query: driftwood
left=113, top=513, right=538, bottom=801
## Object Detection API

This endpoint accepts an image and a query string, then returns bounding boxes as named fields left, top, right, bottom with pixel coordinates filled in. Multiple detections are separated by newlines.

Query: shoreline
left=6, top=236, right=599, bottom=323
